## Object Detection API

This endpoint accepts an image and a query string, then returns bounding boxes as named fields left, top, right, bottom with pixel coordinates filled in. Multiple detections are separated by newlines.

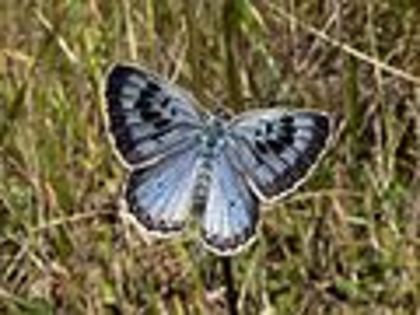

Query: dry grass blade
left=265, top=1, right=420, bottom=86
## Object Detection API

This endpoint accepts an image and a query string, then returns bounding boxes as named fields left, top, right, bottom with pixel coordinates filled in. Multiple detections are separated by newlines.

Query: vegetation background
left=1, top=0, right=419, bottom=314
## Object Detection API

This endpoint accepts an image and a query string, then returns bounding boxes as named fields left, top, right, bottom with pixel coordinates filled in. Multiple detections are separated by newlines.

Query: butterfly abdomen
left=192, top=118, right=228, bottom=211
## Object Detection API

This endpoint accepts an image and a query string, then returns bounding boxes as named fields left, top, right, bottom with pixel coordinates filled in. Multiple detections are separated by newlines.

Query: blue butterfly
left=104, top=64, right=331, bottom=256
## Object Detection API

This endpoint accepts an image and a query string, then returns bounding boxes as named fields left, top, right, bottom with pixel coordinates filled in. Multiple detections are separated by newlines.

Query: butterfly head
left=213, top=103, right=234, bottom=121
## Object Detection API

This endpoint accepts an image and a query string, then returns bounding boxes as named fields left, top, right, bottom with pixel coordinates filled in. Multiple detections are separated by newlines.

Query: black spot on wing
left=265, top=122, right=274, bottom=134
left=161, top=97, right=171, bottom=108
left=310, top=113, right=329, bottom=130
left=138, top=86, right=156, bottom=103
left=146, top=81, right=161, bottom=93
left=134, top=83, right=162, bottom=111
left=134, top=97, right=152, bottom=112
left=255, top=140, right=269, bottom=155
left=280, top=115, right=294, bottom=124
left=140, top=108, right=162, bottom=121
left=281, top=124, right=296, bottom=137
left=266, top=138, right=286, bottom=153
left=279, top=134, right=295, bottom=145
left=170, top=107, right=177, bottom=117
left=153, top=118, right=172, bottom=129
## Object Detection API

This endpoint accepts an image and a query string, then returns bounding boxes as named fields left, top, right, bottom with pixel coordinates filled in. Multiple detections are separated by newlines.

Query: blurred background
left=0, top=0, right=419, bottom=314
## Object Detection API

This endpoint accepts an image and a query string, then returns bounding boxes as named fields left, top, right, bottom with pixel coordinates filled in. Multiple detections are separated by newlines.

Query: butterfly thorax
left=200, top=116, right=227, bottom=158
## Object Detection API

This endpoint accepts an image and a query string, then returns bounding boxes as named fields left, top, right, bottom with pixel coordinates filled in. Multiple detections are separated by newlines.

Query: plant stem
left=221, top=257, right=238, bottom=315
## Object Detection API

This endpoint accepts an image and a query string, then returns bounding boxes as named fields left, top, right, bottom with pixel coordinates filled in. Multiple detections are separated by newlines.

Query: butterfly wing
left=126, top=141, right=202, bottom=234
left=105, top=64, right=203, bottom=167
left=200, top=150, right=259, bottom=256
left=227, top=109, right=330, bottom=200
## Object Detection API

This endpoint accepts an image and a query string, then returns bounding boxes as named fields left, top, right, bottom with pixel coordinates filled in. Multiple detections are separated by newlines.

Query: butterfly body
left=192, top=116, right=226, bottom=206
left=105, top=64, right=331, bottom=256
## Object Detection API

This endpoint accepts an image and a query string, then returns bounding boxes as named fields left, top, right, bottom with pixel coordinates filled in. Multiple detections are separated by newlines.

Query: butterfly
left=104, top=63, right=331, bottom=256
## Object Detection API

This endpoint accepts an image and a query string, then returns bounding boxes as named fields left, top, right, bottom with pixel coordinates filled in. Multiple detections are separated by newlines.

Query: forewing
left=126, top=142, right=201, bottom=234
left=228, top=109, right=330, bottom=200
left=201, top=151, right=259, bottom=256
left=105, top=64, right=203, bottom=166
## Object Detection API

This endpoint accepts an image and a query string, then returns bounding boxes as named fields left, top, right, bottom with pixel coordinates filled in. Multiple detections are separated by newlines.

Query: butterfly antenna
left=221, top=257, right=239, bottom=315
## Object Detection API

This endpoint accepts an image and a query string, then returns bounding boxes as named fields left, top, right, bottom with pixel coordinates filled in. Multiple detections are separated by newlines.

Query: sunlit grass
left=1, top=0, right=419, bottom=314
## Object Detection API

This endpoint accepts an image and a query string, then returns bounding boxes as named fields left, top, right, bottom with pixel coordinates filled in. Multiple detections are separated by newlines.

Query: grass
left=0, top=0, right=419, bottom=314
